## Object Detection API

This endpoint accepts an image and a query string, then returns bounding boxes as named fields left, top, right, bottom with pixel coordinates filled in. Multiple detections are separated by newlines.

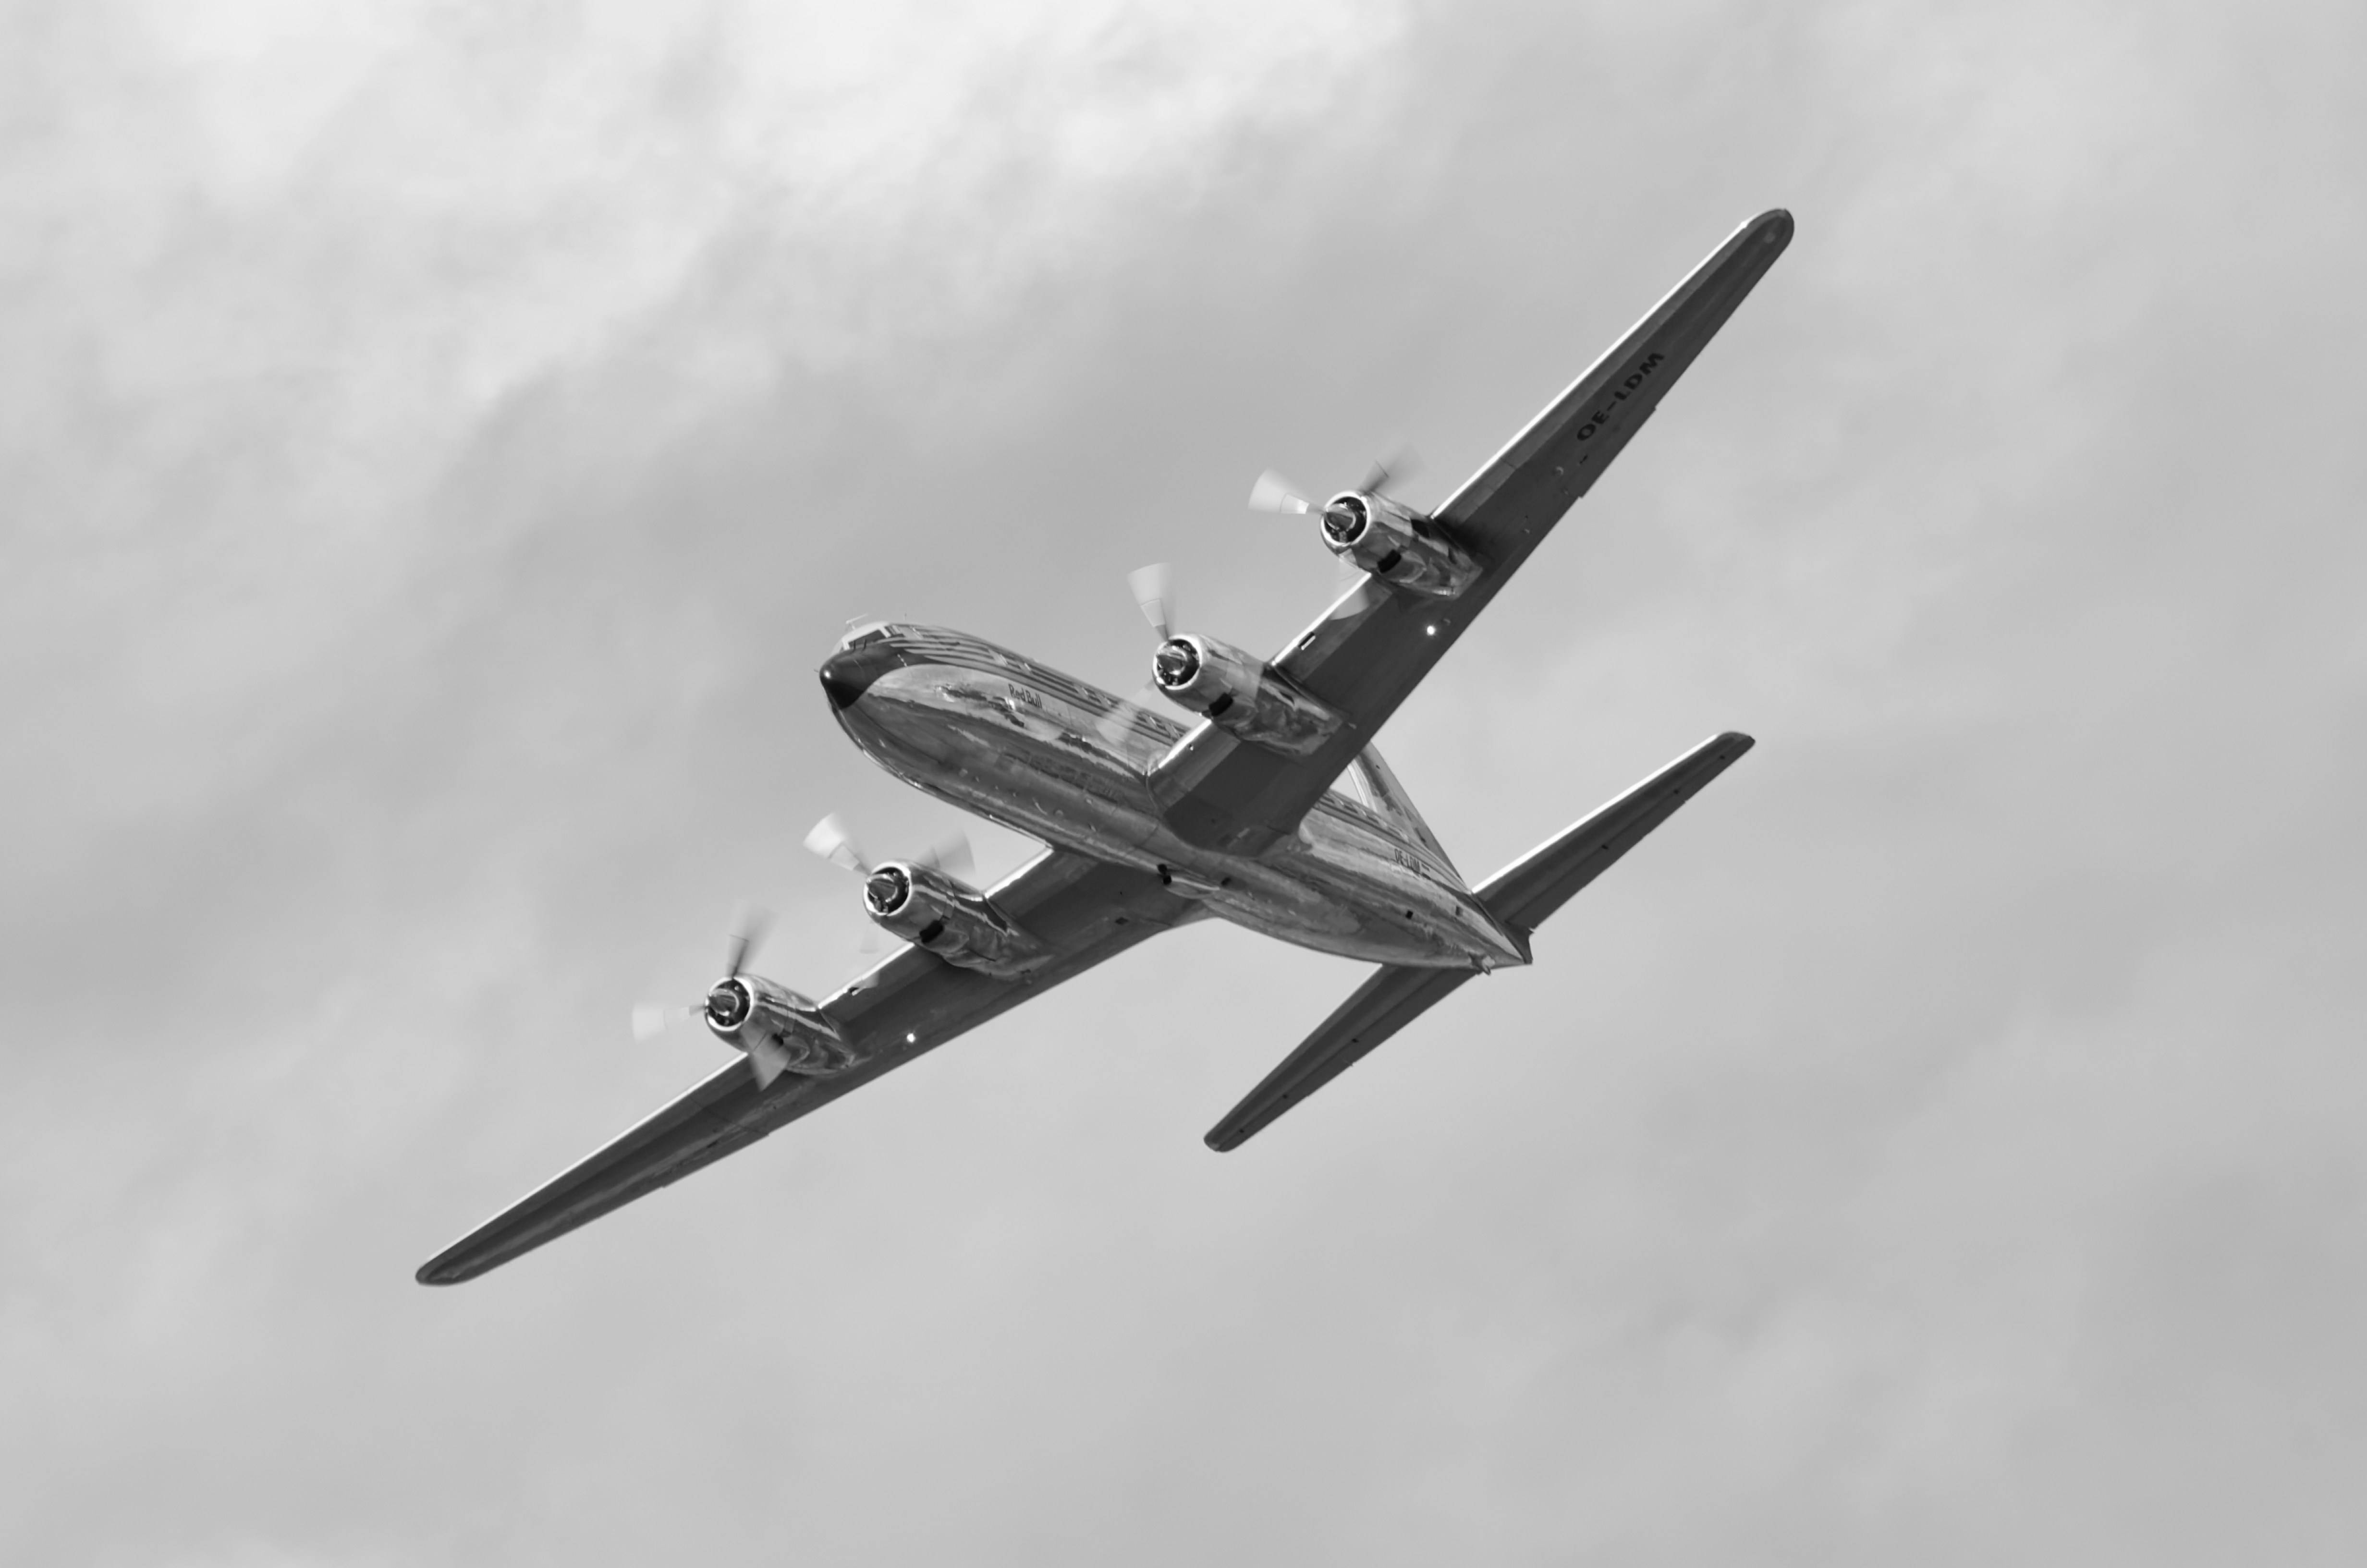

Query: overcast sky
left=5, top=0, right=2364, bottom=1562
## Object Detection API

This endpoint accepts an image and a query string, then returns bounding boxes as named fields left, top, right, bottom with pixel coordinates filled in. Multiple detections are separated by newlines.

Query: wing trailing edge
left=1202, top=731, right=1754, bottom=1152
left=1146, top=210, right=1791, bottom=856
left=416, top=853, right=1198, bottom=1286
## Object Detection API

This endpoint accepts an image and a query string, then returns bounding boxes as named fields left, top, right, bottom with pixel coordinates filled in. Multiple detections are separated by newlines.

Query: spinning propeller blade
left=1126, top=563, right=1174, bottom=643
left=1094, top=681, right=1163, bottom=751
left=720, top=902, right=771, bottom=979
left=631, top=1002, right=691, bottom=1042
left=745, top=1035, right=792, bottom=1089
left=1358, top=444, right=1420, bottom=498
left=1249, top=447, right=1420, bottom=515
left=634, top=902, right=804, bottom=1087
left=802, top=814, right=869, bottom=876
left=1247, top=470, right=1319, bottom=515
left=808, top=813, right=973, bottom=884
left=1102, top=561, right=1196, bottom=750
left=914, top=829, right=974, bottom=882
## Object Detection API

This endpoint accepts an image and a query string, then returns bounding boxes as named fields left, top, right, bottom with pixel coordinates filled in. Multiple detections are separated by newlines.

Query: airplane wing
left=1152, top=210, right=1792, bottom=853
left=417, top=850, right=1200, bottom=1284
left=1204, top=731, right=1755, bottom=1150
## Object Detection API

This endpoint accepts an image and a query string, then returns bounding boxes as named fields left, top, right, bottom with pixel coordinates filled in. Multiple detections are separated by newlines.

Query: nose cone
left=818, top=646, right=893, bottom=711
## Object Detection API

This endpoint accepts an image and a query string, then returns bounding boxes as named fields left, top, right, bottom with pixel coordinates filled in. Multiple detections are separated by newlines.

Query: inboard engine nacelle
left=703, top=973, right=862, bottom=1075
left=1153, top=633, right=1346, bottom=759
left=1320, top=491, right=1480, bottom=598
left=865, top=862, right=1049, bottom=979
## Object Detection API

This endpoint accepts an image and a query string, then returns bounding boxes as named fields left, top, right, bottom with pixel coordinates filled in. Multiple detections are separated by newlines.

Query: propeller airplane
left=418, top=208, right=1794, bottom=1285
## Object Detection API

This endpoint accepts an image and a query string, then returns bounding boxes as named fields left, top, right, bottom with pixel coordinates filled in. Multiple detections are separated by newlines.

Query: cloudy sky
left=5, top=0, right=2364, bottom=1561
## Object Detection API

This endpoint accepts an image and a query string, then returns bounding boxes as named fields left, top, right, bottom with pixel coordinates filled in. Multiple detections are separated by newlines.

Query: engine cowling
left=703, top=973, right=861, bottom=1075
left=864, top=861, right=1048, bottom=979
left=1319, top=491, right=1479, bottom=598
left=1151, top=633, right=1346, bottom=758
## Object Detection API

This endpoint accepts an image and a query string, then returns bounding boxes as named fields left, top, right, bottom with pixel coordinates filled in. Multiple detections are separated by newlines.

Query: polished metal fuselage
left=820, top=624, right=1525, bottom=971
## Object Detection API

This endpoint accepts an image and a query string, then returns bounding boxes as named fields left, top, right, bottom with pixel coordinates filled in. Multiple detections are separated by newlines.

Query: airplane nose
left=817, top=647, right=889, bottom=711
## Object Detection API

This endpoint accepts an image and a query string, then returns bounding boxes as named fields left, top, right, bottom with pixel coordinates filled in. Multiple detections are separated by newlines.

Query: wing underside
left=1151, top=210, right=1792, bottom=853
left=1203, top=732, right=1755, bottom=1150
left=418, top=851, right=1199, bottom=1285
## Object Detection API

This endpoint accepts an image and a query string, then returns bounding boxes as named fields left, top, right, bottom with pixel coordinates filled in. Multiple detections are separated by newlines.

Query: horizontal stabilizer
left=1476, top=730, right=1754, bottom=935
left=1204, top=731, right=1753, bottom=1151
left=1203, top=963, right=1475, bottom=1152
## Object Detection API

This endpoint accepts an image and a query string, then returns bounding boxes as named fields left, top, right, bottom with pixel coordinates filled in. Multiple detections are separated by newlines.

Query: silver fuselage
left=818, top=623, right=1525, bottom=971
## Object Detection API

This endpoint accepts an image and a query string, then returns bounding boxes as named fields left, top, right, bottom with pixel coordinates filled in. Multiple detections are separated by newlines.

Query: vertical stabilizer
left=1337, top=745, right=1454, bottom=871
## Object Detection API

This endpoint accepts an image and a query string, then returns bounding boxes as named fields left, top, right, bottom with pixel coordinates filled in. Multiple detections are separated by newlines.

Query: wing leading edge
left=1153, top=210, right=1792, bottom=854
left=417, top=851, right=1200, bottom=1285
left=1203, top=731, right=1755, bottom=1151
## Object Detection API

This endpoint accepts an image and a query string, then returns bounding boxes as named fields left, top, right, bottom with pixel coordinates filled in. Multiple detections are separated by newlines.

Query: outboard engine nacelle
left=1320, top=491, right=1480, bottom=598
left=1152, top=633, right=1347, bottom=759
left=703, top=973, right=861, bottom=1076
left=864, top=861, right=1049, bottom=979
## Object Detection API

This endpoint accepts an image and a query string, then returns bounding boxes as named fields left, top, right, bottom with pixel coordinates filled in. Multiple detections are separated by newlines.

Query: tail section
left=1204, top=732, right=1754, bottom=1151
left=1475, top=731, right=1754, bottom=936
left=1203, top=964, right=1475, bottom=1152
left=1337, top=744, right=1453, bottom=866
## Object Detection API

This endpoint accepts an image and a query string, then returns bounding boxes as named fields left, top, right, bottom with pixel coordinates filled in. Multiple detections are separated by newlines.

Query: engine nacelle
left=1151, top=633, right=1346, bottom=759
left=703, top=974, right=861, bottom=1075
left=864, top=861, right=1048, bottom=979
left=1319, top=491, right=1480, bottom=598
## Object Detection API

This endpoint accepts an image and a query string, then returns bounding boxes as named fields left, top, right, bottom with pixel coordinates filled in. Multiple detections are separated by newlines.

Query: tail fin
left=1336, top=744, right=1453, bottom=867
left=1204, top=732, right=1753, bottom=1151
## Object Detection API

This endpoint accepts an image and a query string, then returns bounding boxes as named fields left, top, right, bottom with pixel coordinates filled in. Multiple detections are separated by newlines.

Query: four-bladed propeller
left=1250, top=474, right=1358, bottom=586
left=1250, top=449, right=1417, bottom=589
left=803, top=813, right=974, bottom=884
left=631, top=902, right=794, bottom=1087
left=804, top=812, right=975, bottom=958
left=1247, top=448, right=1418, bottom=520
left=1096, top=563, right=1181, bottom=750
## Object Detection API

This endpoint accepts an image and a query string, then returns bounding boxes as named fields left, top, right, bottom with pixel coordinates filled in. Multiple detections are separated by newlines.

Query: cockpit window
left=836, top=619, right=892, bottom=651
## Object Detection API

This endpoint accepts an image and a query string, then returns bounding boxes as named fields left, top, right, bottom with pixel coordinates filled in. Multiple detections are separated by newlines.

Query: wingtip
left=1752, top=208, right=1795, bottom=246
left=415, top=1242, right=490, bottom=1287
